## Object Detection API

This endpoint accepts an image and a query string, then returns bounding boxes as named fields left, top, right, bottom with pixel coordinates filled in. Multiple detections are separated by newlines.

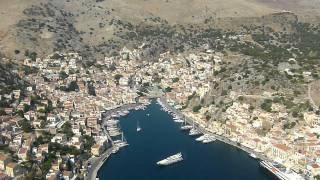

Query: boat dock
left=156, top=97, right=308, bottom=179
left=85, top=103, right=145, bottom=180
left=157, top=97, right=270, bottom=161
left=85, top=147, right=114, bottom=180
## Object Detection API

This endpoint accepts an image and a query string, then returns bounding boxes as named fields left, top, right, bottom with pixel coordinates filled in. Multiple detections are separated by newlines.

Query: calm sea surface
left=98, top=101, right=273, bottom=180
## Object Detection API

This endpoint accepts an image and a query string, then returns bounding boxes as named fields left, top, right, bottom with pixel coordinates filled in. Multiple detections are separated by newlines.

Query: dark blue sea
left=98, top=101, right=273, bottom=180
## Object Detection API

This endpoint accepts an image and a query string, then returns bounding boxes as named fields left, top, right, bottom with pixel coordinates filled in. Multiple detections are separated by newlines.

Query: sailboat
left=137, top=121, right=142, bottom=132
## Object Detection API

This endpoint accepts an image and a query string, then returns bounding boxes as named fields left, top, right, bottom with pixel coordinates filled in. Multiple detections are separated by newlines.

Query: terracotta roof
left=311, top=164, right=320, bottom=169
left=63, top=171, right=72, bottom=176
left=18, top=148, right=27, bottom=154
left=0, top=154, right=7, bottom=161
left=92, top=144, right=100, bottom=149
left=274, top=144, right=291, bottom=152
left=6, top=162, right=17, bottom=169
left=253, top=138, right=260, bottom=142
left=0, top=172, right=7, bottom=178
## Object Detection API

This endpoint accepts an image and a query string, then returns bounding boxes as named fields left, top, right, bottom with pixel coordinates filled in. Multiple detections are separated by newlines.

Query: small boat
left=174, top=119, right=184, bottom=123
left=112, top=146, right=119, bottom=154
left=147, top=113, right=150, bottom=116
left=137, top=121, right=142, bottom=132
left=249, top=153, right=257, bottom=159
left=181, top=125, right=193, bottom=130
left=107, top=127, right=120, bottom=131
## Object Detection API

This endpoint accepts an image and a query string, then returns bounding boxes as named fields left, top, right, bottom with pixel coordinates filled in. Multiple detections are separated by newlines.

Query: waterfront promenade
left=86, top=103, right=143, bottom=180
left=86, top=147, right=113, bottom=180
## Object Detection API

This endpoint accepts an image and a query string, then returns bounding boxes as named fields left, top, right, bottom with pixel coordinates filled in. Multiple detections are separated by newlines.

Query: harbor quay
left=97, top=98, right=273, bottom=180
left=85, top=102, right=145, bottom=180
left=89, top=97, right=303, bottom=180
left=86, top=147, right=114, bottom=180
left=157, top=97, right=269, bottom=160
left=156, top=97, right=302, bottom=180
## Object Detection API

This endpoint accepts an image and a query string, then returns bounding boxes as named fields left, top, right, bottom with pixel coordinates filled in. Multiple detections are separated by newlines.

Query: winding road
left=86, top=147, right=113, bottom=180
left=308, top=83, right=319, bottom=111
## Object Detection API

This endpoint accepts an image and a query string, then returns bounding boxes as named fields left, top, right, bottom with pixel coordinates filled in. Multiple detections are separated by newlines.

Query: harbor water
left=98, top=101, right=274, bottom=180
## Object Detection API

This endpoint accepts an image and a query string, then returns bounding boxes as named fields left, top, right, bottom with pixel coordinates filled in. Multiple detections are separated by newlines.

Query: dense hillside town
left=1, top=1, right=320, bottom=179
left=0, top=43, right=319, bottom=179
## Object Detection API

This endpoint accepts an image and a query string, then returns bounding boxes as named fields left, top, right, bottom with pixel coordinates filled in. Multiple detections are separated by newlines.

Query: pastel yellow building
left=91, top=144, right=103, bottom=156
left=0, top=154, right=9, bottom=171
left=5, top=162, right=18, bottom=178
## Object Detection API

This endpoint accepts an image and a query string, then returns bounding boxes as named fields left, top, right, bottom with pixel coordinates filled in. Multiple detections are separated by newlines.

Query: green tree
left=59, top=71, right=69, bottom=80
left=29, top=52, right=37, bottom=61
left=61, top=122, right=74, bottom=139
left=68, top=81, right=79, bottom=91
left=261, top=99, right=272, bottom=112
left=19, top=119, right=33, bottom=133
left=172, top=77, right=179, bottom=83
left=82, top=135, right=95, bottom=151
left=24, top=104, right=31, bottom=112
left=164, top=87, right=173, bottom=92
left=114, top=74, right=123, bottom=84
left=193, top=105, right=202, bottom=112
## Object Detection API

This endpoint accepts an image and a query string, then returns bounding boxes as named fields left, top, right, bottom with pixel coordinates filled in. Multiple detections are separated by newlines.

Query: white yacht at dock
left=189, top=128, right=202, bottom=136
left=196, top=134, right=210, bottom=141
left=181, top=125, right=193, bottom=130
left=202, top=136, right=216, bottom=144
left=249, top=153, right=258, bottom=159
left=174, top=119, right=184, bottom=123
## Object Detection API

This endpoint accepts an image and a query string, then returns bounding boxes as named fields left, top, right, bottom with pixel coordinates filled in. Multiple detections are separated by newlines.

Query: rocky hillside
left=0, top=0, right=320, bottom=61
left=0, top=56, right=27, bottom=94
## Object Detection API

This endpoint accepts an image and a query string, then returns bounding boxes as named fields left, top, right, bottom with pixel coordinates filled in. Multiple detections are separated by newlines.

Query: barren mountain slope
left=99, top=0, right=278, bottom=23
left=0, top=0, right=45, bottom=56
left=254, top=0, right=320, bottom=22
left=0, top=0, right=319, bottom=59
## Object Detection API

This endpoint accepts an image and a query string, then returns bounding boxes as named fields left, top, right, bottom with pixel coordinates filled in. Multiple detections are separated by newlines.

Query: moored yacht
left=189, top=128, right=202, bottom=136
left=174, top=119, right=184, bottom=123
left=196, top=134, right=209, bottom=141
left=156, top=152, right=183, bottom=166
left=181, top=125, right=193, bottom=130
left=202, top=136, right=216, bottom=144
left=249, top=153, right=258, bottom=159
